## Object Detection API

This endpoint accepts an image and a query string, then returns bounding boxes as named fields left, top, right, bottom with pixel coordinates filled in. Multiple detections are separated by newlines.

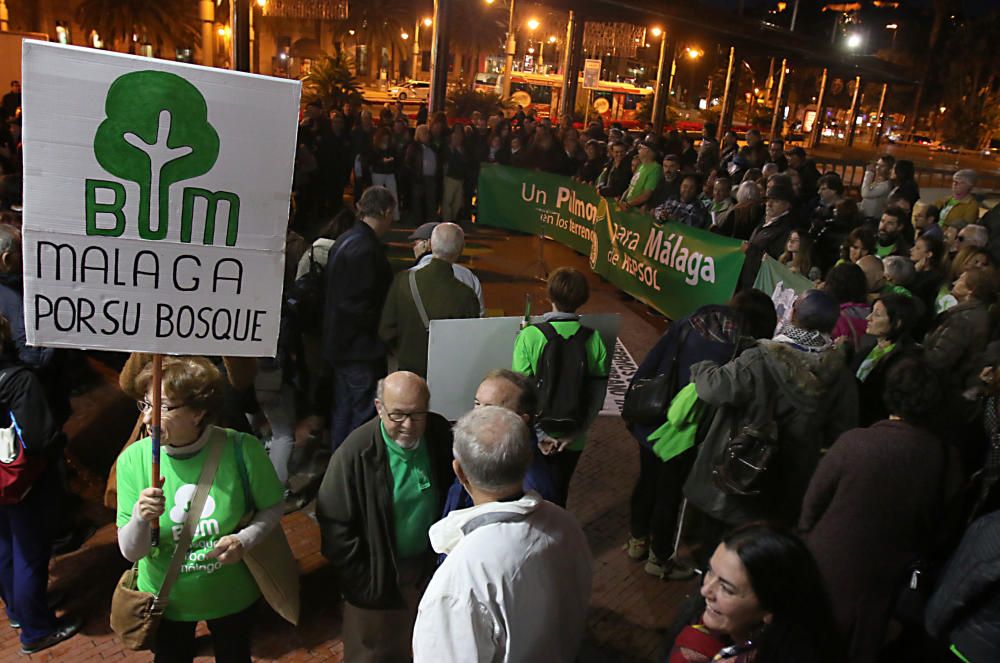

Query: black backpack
left=284, top=246, right=325, bottom=333
left=534, top=321, right=595, bottom=437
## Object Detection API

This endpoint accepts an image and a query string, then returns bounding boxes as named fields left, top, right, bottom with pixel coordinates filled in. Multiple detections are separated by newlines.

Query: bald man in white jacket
left=412, top=406, right=592, bottom=663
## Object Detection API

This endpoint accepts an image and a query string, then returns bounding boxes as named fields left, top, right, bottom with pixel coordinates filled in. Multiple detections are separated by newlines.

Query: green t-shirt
left=875, top=242, right=896, bottom=259
left=624, top=161, right=662, bottom=203
left=512, top=319, right=610, bottom=451
left=116, top=429, right=284, bottom=621
left=881, top=283, right=913, bottom=298
left=380, top=421, right=438, bottom=559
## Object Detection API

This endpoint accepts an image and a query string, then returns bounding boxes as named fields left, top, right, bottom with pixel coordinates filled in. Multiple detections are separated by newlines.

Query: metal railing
left=812, top=158, right=1000, bottom=193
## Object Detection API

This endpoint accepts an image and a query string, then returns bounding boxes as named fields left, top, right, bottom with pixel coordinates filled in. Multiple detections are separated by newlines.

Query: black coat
left=849, top=335, right=911, bottom=427
left=315, top=414, right=454, bottom=609
left=322, top=221, right=393, bottom=364
left=926, top=510, right=1000, bottom=663
left=739, top=213, right=794, bottom=289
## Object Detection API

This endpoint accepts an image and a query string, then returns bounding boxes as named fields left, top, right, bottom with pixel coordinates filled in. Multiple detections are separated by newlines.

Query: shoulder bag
left=712, top=381, right=779, bottom=497
left=622, top=324, right=692, bottom=426
left=233, top=432, right=301, bottom=625
left=110, top=428, right=226, bottom=650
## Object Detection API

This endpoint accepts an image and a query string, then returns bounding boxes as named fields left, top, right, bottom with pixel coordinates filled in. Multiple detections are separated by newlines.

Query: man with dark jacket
left=684, top=289, right=858, bottom=531
left=379, top=223, right=480, bottom=376
left=739, top=178, right=797, bottom=289
left=323, top=186, right=395, bottom=450
left=316, top=371, right=453, bottom=663
left=926, top=510, right=1000, bottom=663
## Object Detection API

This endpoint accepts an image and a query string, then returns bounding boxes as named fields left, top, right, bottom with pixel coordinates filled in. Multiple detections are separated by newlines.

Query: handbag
left=712, top=388, right=778, bottom=497
left=232, top=431, right=301, bottom=625
left=110, top=429, right=226, bottom=650
left=622, top=324, right=692, bottom=426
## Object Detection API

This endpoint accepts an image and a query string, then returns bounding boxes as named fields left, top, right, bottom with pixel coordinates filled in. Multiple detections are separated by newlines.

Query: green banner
left=753, top=254, right=815, bottom=327
left=477, top=164, right=746, bottom=320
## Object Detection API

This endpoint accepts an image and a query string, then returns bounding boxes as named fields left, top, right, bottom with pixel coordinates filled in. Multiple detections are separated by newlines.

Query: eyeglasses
left=136, top=400, right=188, bottom=414
left=383, top=410, right=428, bottom=423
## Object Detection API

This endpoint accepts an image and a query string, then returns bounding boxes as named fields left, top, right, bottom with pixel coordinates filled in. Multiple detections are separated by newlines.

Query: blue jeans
left=0, top=469, right=58, bottom=644
left=330, top=360, right=384, bottom=451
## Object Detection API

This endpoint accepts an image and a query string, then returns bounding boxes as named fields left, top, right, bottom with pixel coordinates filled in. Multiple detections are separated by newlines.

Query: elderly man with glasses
left=316, top=370, right=454, bottom=663
left=935, top=169, right=981, bottom=228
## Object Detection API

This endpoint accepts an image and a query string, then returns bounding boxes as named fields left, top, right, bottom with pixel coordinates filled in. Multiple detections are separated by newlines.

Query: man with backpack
left=513, top=267, right=609, bottom=506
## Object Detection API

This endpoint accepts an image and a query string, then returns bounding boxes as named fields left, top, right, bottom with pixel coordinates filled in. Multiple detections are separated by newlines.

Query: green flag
left=476, top=165, right=746, bottom=321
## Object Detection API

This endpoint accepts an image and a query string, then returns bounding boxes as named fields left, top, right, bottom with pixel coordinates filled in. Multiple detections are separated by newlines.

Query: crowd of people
left=0, top=84, right=998, bottom=663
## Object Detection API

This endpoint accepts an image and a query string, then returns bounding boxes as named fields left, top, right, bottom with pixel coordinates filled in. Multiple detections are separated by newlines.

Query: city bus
left=498, top=72, right=653, bottom=129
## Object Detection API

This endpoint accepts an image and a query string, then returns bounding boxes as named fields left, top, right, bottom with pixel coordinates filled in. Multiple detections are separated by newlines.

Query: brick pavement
left=0, top=228, right=698, bottom=661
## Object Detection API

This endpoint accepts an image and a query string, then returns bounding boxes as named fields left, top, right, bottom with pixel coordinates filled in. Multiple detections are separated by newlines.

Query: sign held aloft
left=21, top=42, right=301, bottom=356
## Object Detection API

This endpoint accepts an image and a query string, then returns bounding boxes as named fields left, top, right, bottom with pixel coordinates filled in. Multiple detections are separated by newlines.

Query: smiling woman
left=665, top=523, right=842, bottom=663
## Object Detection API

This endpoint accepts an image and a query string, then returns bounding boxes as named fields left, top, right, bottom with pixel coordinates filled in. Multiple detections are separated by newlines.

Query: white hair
left=453, top=406, right=531, bottom=492
left=431, top=222, right=465, bottom=262
left=959, top=224, right=988, bottom=248
left=883, top=255, right=915, bottom=286
left=954, top=169, right=978, bottom=187
left=736, top=181, right=761, bottom=204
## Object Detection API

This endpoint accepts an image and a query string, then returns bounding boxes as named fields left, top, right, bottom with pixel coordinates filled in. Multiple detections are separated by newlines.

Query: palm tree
left=335, top=0, right=411, bottom=80
left=75, top=0, right=199, bottom=53
left=302, top=52, right=364, bottom=110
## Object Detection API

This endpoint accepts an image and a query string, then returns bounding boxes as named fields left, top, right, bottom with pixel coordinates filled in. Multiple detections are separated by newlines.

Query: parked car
left=388, top=80, right=431, bottom=101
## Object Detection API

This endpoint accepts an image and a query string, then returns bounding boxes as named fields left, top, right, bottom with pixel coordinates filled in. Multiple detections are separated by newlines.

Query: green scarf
left=856, top=342, right=895, bottom=382
left=648, top=383, right=702, bottom=462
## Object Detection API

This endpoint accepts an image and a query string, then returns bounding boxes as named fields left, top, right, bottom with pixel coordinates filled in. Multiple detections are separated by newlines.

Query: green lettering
left=85, top=179, right=127, bottom=237
left=181, top=188, right=241, bottom=247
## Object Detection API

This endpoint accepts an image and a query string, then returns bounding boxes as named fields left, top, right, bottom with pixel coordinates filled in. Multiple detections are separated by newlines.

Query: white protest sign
left=21, top=42, right=301, bottom=357
left=582, top=59, right=601, bottom=89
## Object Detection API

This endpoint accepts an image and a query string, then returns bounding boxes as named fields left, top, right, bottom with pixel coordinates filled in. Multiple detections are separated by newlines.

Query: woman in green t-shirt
left=116, top=357, right=285, bottom=663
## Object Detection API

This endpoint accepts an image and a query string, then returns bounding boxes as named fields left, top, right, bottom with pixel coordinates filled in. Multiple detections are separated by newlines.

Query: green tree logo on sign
left=85, top=70, right=241, bottom=246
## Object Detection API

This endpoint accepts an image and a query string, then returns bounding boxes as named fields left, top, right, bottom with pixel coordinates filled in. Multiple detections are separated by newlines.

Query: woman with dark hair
left=575, top=139, right=606, bottom=184
left=909, top=234, right=946, bottom=326
left=800, top=358, right=956, bottom=663
left=369, top=127, right=400, bottom=221
left=889, top=159, right=920, bottom=208
left=850, top=293, right=917, bottom=426
left=840, top=226, right=876, bottom=266
left=822, top=263, right=870, bottom=349
left=665, top=523, right=841, bottom=663
left=624, top=291, right=777, bottom=580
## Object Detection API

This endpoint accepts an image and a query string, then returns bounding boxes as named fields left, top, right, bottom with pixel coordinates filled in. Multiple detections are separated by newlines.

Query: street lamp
left=685, top=46, right=703, bottom=59
left=527, top=18, right=540, bottom=31
left=401, top=31, right=409, bottom=40
left=486, top=0, right=519, bottom=100
left=885, top=23, right=898, bottom=48
left=412, top=17, right=432, bottom=80
left=846, top=32, right=863, bottom=49
left=650, top=26, right=663, bottom=38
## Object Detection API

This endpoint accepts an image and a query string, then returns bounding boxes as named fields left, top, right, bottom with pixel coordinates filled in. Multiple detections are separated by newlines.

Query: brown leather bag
left=110, top=431, right=225, bottom=650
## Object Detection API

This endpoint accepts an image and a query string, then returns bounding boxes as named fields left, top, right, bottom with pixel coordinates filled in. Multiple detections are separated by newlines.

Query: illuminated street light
left=527, top=18, right=540, bottom=31
left=401, top=31, right=409, bottom=40
left=885, top=23, right=898, bottom=29
left=528, top=46, right=535, bottom=54
left=846, top=33, right=863, bottom=49
left=650, top=26, right=663, bottom=38
left=939, top=106, right=947, bottom=114
left=423, top=17, right=432, bottom=27
left=256, top=0, right=266, bottom=8
left=548, top=35, right=557, bottom=44
left=685, top=46, right=703, bottom=59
